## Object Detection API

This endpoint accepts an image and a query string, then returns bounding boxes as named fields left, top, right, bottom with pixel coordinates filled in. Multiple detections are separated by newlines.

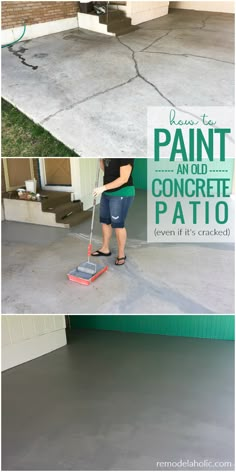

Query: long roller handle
left=87, top=159, right=101, bottom=262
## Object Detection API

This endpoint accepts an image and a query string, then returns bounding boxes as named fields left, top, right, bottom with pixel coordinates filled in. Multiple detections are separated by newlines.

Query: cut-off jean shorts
left=100, top=194, right=134, bottom=228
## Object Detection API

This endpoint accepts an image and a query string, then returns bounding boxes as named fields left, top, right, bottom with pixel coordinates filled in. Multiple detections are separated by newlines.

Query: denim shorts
left=100, top=194, right=134, bottom=228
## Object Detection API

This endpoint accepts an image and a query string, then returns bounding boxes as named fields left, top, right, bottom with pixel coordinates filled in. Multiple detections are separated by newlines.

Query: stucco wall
left=170, top=1, right=234, bottom=13
left=126, top=1, right=170, bottom=25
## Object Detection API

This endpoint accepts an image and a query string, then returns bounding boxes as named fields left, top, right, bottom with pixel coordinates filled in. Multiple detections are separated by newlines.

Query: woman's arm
left=93, top=164, right=132, bottom=197
left=104, top=164, right=132, bottom=191
left=100, top=159, right=104, bottom=172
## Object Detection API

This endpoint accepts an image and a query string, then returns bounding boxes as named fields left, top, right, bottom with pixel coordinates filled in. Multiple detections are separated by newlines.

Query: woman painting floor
left=92, top=159, right=135, bottom=266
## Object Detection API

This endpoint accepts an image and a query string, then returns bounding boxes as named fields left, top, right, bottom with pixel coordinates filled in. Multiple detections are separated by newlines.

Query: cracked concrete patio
left=1, top=9, right=234, bottom=156
left=2, top=191, right=234, bottom=314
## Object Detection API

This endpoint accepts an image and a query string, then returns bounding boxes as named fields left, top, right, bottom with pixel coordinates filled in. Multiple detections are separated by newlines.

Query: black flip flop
left=91, top=250, right=111, bottom=257
left=115, top=256, right=126, bottom=266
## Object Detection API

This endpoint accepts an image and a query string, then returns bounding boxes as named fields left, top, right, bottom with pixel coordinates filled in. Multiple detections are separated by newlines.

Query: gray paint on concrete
left=1, top=190, right=234, bottom=314
left=2, top=220, right=68, bottom=246
left=2, top=329, right=235, bottom=470
left=1, top=10, right=234, bottom=156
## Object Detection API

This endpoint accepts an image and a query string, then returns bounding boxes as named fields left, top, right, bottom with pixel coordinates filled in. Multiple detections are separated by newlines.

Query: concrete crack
left=8, top=45, right=38, bottom=70
left=116, top=34, right=234, bottom=133
left=201, top=15, right=211, bottom=29
left=141, top=30, right=172, bottom=52
left=41, top=75, right=138, bottom=124
left=117, top=35, right=176, bottom=107
left=144, top=50, right=234, bottom=65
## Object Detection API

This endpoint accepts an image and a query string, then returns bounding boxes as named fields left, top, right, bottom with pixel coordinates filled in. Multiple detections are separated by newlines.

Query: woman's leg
left=110, top=196, right=134, bottom=264
left=115, top=227, right=127, bottom=260
left=92, top=194, right=112, bottom=255
left=101, top=223, right=112, bottom=253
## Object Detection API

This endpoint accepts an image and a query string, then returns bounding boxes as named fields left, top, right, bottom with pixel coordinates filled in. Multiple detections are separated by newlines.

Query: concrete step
left=3, top=192, right=91, bottom=228
left=43, top=201, right=83, bottom=220
left=114, top=26, right=138, bottom=36
left=108, top=21, right=138, bottom=35
left=40, top=191, right=71, bottom=211
left=2, top=198, right=66, bottom=228
left=78, top=12, right=115, bottom=36
left=40, top=192, right=91, bottom=227
left=98, top=10, right=127, bottom=24
left=78, top=9, right=136, bottom=36
left=105, top=16, right=131, bottom=28
left=109, top=1, right=127, bottom=5
left=57, top=210, right=91, bottom=228
left=100, top=12, right=138, bottom=35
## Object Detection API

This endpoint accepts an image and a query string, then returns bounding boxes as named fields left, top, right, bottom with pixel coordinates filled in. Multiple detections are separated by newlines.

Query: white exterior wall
left=1, top=17, right=78, bottom=45
left=126, top=1, right=170, bottom=25
left=39, top=158, right=102, bottom=210
left=1, top=315, right=67, bottom=371
left=170, top=1, right=234, bottom=13
left=75, top=158, right=103, bottom=210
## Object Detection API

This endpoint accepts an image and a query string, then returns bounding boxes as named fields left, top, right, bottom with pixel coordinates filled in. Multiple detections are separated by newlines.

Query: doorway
left=39, top=158, right=72, bottom=192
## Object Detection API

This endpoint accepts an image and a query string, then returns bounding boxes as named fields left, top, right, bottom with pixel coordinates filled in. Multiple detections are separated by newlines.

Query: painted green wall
left=133, top=159, right=147, bottom=190
left=70, top=316, right=234, bottom=340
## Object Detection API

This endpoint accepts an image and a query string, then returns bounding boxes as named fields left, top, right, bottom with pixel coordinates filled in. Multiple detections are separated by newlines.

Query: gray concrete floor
left=1, top=191, right=234, bottom=314
left=2, top=329, right=234, bottom=470
left=2, top=10, right=234, bottom=156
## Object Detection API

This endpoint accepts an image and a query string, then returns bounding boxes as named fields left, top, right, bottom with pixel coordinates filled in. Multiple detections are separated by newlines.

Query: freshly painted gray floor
left=1, top=191, right=234, bottom=314
left=2, top=10, right=234, bottom=156
left=2, top=329, right=234, bottom=470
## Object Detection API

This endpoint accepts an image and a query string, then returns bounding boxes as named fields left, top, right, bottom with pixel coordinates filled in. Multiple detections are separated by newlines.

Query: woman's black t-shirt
left=103, top=159, right=135, bottom=193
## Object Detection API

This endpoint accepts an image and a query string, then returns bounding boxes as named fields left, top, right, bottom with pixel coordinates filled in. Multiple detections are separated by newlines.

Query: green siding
left=70, top=316, right=235, bottom=340
left=133, top=159, right=147, bottom=190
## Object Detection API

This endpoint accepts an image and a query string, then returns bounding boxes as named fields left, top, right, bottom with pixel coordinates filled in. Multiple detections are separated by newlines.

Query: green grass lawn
left=1, top=98, right=78, bottom=157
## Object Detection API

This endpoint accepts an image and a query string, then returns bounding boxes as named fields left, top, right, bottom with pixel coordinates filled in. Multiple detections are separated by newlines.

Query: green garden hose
left=1, top=24, right=26, bottom=48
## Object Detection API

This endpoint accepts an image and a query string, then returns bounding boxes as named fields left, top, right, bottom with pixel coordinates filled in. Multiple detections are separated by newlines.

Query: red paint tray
left=67, top=264, right=108, bottom=286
